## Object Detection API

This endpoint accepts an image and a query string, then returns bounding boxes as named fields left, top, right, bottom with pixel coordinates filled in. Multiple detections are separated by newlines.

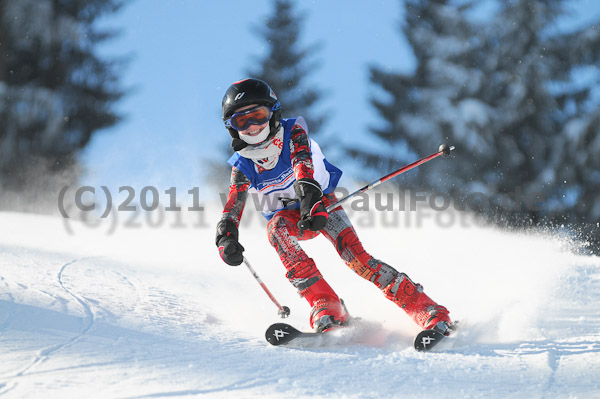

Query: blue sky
left=82, top=0, right=600, bottom=201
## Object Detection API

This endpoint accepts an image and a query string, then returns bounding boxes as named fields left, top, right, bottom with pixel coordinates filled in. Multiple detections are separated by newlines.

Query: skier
left=215, top=78, right=453, bottom=334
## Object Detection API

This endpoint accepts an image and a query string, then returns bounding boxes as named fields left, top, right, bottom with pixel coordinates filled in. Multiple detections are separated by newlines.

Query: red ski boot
left=300, top=278, right=349, bottom=332
left=383, top=273, right=453, bottom=334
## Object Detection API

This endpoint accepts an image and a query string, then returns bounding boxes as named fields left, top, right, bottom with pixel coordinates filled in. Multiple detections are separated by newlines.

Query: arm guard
left=221, top=167, right=250, bottom=227
left=290, top=124, right=315, bottom=181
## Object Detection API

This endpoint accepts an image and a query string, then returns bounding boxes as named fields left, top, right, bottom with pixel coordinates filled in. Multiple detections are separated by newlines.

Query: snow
left=1, top=203, right=599, bottom=399
left=564, top=118, right=588, bottom=143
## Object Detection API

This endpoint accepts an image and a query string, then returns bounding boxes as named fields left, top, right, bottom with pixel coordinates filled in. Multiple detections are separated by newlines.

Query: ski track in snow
left=0, top=257, right=95, bottom=395
left=1, top=208, right=600, bottom=398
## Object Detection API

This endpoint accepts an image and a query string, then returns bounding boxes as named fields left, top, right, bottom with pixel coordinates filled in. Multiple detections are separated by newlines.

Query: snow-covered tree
left=248, top=0, right=326, bottom=135
left=351, top=0, right=485, bottom=194
left=0, top=0, right=126, bottom=209
left=207, top=0, right=327, bottom=191
left=354, top=0, right=600, bottom=244
left=543, top=4, right=600, bottom=239
left=473, top=0, right=600, bottom=232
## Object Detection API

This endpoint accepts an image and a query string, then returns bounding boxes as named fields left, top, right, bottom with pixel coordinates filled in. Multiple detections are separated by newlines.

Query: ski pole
left=326, top=144, right=455, bottom=212
left=243, top=257, right=291, bottom=318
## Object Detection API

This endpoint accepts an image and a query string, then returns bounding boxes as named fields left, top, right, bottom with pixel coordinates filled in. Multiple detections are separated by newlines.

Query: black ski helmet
left=222, top=78, right=282, bottom=151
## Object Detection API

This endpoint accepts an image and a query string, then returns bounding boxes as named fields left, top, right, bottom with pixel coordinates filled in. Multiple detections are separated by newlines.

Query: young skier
left=215, top=78, right=453, bottom=334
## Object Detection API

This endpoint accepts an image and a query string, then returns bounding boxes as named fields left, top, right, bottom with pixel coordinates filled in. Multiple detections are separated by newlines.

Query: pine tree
left=353, top=0, right=600, bottom=243
left=544, top=3, right=600, bottom=242
left=472, top=0, right=600, bottom=229
left=0, top=0, right=126, bottom=210
left=476, top=0, right=564, bottom=224
left=352, top=0, right=484, bottom=193
left=248, top=0, right=326, bottom=135
left=208, top=0, right=327, bottom=192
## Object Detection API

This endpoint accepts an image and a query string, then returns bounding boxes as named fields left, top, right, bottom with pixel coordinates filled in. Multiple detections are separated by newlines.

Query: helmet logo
left=235, top=92, right=245, bottom=101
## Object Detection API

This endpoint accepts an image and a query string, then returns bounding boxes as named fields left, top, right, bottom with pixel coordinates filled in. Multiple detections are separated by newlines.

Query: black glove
left=215, top=219, right=245, bottom=266
left=293, top=178, right=329, bottom=231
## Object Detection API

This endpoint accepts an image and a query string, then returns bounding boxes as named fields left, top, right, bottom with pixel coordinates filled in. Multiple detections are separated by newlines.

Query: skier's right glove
left=215, top=219, right=245, bottom=266
left=293, top=178, right=329, bottom=232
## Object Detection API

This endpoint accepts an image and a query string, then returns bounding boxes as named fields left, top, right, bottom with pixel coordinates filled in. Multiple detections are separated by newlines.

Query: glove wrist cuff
left=216, top=235, right=232, bottom=247
left=294, top=178, right=323, bottom=199
left=215, top=219, right=239, bottom=246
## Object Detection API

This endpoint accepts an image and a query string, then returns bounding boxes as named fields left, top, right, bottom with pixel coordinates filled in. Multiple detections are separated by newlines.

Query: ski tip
left=265, top=323, right=302, bottom=346
left=414, top=328, right=447, bottom=352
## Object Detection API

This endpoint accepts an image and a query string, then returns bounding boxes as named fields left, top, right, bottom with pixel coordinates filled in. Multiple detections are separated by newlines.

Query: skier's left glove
left=215, top=219, right=245, bottom=266
left=293, top=178, right=329, bottom=231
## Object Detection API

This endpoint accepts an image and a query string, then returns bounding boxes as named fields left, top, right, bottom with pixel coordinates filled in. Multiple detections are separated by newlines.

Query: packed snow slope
left=1, top=202, right=599, bottom=399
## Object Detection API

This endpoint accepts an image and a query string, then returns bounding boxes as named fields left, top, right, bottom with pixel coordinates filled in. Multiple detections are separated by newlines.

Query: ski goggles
left=224, top=103, right=280, bottom=131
